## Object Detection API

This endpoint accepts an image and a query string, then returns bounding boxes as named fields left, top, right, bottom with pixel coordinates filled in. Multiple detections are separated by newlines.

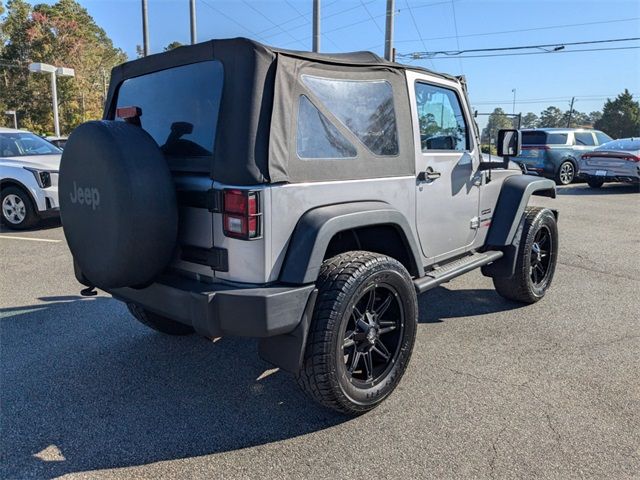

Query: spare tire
left=60, top=120, right=178, bottom=289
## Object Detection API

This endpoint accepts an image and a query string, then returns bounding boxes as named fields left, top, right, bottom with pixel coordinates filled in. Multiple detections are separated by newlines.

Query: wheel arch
left=0, top=178, right=38, bottom=210
left=278, top=201, right=424, bottom=284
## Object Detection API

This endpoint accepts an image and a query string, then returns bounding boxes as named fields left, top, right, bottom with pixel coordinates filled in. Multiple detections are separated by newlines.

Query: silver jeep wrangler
left=59, top=38, right=558, bottom=414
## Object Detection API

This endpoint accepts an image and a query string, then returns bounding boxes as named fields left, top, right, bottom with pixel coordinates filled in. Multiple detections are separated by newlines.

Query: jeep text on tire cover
left=59, top=38, right=558, bottom=414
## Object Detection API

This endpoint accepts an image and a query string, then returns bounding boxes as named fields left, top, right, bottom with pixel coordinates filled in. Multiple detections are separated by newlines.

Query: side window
left=301, top=75, right=399, bottom=156
left=414, top=82, right=468, bottom=152
left=595, top=131, right=613, bottom=145
left=296, top=95, right=357, bottom=159
left=546, top=133, right=569, bottom=145
left=575, top=131, right=595, bottom=146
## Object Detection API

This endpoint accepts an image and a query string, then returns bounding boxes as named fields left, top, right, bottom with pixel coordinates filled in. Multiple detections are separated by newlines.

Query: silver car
left=579, top=138, right=640, bottom=188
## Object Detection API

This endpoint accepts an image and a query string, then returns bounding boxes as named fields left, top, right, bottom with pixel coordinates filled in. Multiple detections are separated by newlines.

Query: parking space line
left=0, top=235, right=61, bottom=243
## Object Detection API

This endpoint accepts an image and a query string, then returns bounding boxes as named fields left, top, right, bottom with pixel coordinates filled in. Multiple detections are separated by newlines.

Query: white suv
left=0, top=128, right=61, bottom=229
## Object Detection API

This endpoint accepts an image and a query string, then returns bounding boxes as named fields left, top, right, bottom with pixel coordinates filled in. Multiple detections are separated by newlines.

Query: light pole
left=190, top=0, right=197, bottom=45
left=511, top=88, right=516, bottom=115
left=4, top=110, right=17, bottom=129
left=28, top=63, right=75, bottom=137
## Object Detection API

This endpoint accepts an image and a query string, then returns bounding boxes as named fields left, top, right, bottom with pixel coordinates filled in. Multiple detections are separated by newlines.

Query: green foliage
left=164, top=41, right=183, bottom=51
left=538, top=106, right=565, bottom=128
left=0, top=0, right=127, bottom=134
left=481, top=107, right=515, bottom=143
left=594, top=90, right=640, bottom=138
left=521, top=112, right=539, bottom=128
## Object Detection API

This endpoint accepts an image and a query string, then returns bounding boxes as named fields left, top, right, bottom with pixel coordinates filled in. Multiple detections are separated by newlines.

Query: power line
left=404, top=0, right=435, bottom=69
left=241, top=0, right=307, bottom=48
left=472, top=93, right=638, bottom=104
left=366, top=16, right=640, bottom=50
left=199, top=0, right=263, bottom=39
left=360, top=0, right=384, bottom=34
left=399, top=36, right=640, bottom=58
left=448, top=0, right=464, bottom=73
left=408, top=45, right=640, bottom=60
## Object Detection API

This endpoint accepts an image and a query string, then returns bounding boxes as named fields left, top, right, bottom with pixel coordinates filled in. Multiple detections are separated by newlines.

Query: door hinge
left=470, top=217, right=480, bottom=229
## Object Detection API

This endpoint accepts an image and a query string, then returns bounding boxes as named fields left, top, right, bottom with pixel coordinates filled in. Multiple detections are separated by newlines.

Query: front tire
left=1, top=186, right=38, bottom=230
left=493, top=207, right=558, bottom=304
left=297, top=251, right=418, bottom=415
left=555, top=160, right=575, bottom=185
left=127, top=303, right=195, bottom=335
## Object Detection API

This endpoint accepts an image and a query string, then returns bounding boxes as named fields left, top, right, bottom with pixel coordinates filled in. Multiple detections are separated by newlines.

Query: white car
left=0, top=127, right=62, bottom=229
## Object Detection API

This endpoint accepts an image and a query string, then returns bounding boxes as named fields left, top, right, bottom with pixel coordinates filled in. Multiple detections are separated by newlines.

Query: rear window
left=521, top=131, right=568, bottom=146
left=115, top=61, right=223, bottom=163
left=597, top=139, right=640, bottom=151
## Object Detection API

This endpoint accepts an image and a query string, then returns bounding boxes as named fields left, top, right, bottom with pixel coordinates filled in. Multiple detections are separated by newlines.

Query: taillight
left=623, top=155, right=640, bottom=162
left=223, top=189, right=261, bottom=240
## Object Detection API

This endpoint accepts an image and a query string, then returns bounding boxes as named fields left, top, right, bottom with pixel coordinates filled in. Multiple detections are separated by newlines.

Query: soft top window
left=301, top=75, right=399, bottom=156
left=115, top=60, right=223, bottom=168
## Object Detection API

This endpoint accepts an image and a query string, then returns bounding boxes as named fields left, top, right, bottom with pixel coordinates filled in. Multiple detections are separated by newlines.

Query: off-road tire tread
left=127, top=303, right=195, bottom=335
left=296, top=251, right=416, bottom=414
left=493, top=207, right=557, bottom=304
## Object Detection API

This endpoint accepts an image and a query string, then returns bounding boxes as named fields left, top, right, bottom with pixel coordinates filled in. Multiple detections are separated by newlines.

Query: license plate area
left=595, top=170, right=607, bottom=176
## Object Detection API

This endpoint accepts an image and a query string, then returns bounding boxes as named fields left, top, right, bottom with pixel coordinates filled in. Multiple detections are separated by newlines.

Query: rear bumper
left=578, top=172, right=640, bottom=184
left=109, top=276, right=315, bottom=338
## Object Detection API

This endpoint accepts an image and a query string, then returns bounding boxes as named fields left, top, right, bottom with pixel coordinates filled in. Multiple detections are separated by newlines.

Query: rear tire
left=555, top=160, right=575, bottom=185
left=1, top=186, right=38, bottom=230
left=296, top=251, right=417, bottom=415
left=587, top=178, right=604, bottom=188
left=126, top=303, right=195, bottom=335
left=493, top=207, right=558, bottom=304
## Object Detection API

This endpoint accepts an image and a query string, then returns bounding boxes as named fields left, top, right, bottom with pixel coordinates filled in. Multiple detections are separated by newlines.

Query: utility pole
left=142, top=0, right=150, bottom=56
left=190, top=0, right=197, bottom=45
left=312, top=0, right=320, bottom=53
left=567, top=96, right=575, bottom=127
left=384, top=0, right=395, bottom=61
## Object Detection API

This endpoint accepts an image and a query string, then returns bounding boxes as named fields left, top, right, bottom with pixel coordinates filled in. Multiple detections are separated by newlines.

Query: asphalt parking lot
left=1, top=183, right=639, bottom=479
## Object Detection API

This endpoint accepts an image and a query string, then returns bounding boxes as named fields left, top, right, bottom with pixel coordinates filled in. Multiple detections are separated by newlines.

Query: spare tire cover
left=60, top=120, right=178, bottom=289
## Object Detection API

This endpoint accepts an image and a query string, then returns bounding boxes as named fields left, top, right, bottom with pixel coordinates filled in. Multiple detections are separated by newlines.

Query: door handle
left=417, top=167, right=441, bottom=182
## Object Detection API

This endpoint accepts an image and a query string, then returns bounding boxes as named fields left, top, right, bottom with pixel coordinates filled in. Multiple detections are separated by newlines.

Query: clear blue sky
left=36, top=0, right=640, bottom=129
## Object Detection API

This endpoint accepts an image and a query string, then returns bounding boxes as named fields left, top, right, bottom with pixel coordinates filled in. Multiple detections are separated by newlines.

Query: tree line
left=481, top=90, right=640, bottom=144
left=0, top=0, right=127, bottom=135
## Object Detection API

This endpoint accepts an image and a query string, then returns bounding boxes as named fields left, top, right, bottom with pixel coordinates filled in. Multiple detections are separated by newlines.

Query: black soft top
left=105, top=37, right=461, bottom=185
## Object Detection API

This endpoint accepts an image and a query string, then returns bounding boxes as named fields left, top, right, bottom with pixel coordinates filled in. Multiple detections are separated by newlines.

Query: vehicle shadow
left=418, top=286, right=523, bottom=323
left=557, top=184, right=639, bottom=195
left=0, top=297, right=348, bottom=479
left=0, top=217, right=61, bottom=233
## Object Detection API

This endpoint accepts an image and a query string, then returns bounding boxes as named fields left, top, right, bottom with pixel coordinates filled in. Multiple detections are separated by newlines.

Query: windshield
left=596, top=139, right=640, bottom=151
left=0, top=132, right=62, bottom=157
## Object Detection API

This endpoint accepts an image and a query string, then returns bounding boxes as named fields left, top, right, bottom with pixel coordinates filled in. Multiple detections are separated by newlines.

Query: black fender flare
left=279, top=201, right=424, bottom=284
left=482, top=175, right=556, bottom=278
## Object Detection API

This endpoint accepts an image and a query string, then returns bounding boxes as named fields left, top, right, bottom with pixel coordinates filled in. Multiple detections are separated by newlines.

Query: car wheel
left=493, top=207, right=558, bottom=304
left=1, top=186, right=38, bottom=230
left=587, top=178, right=604, bottom=189
left=126, top=303, right=195, bottom=335
left=556, top=161, right=575, bottom=185
left=297, top=251, right=418, bottom=415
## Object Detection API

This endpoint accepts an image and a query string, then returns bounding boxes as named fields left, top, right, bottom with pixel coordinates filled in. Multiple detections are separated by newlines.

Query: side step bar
left=413, top=250, right=504, bottom=294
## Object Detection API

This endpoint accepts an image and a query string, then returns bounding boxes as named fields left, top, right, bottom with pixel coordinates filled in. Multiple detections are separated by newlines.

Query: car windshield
left=596, top=139, right=640, bottom=151
left=0, top=132, right=62, bottom=156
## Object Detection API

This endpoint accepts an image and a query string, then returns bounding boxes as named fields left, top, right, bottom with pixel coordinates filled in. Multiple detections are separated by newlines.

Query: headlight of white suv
left=24, top=167, right=52, bottom=188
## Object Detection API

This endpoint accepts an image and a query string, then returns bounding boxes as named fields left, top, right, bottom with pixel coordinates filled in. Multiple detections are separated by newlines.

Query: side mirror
left=496, top=129, right=521, bottom=158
